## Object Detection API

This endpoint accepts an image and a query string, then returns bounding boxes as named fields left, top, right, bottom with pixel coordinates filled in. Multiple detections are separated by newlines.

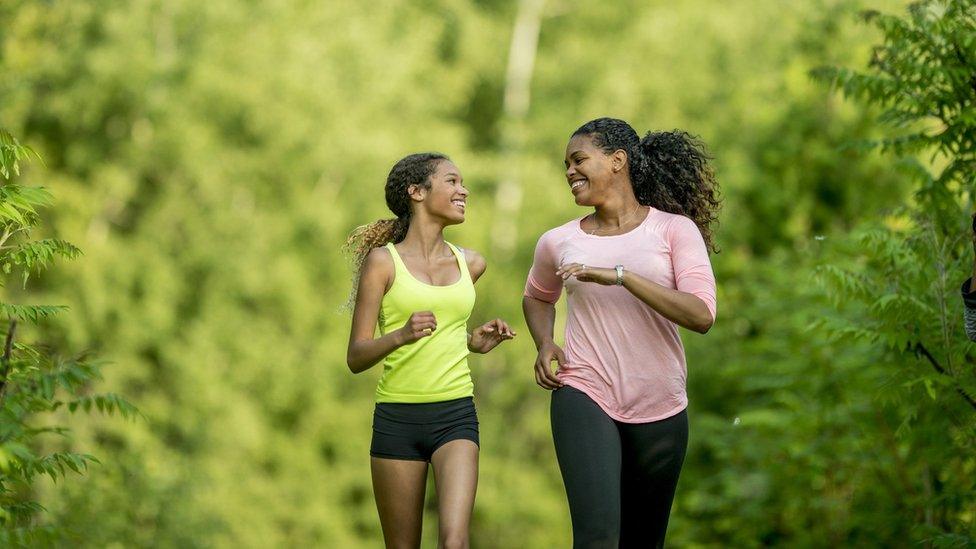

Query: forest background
left=1, top=0, right=974, bottom=546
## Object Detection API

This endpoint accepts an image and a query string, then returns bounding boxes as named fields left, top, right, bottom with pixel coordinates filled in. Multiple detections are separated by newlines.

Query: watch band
left=615, top=264, right=624, bottom=285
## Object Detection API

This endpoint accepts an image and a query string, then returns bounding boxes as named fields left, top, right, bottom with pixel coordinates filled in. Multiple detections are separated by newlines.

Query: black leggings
left=551, top=386, right=688, bottom=549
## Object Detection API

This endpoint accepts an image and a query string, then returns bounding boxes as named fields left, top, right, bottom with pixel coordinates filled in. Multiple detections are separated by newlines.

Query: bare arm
left=623, top=272, right=713, bottom=333
left=522, top=295, right=556, bottom=350
left=556, top=264, right=714, bottom=334
left=522, top=295, right=564, bottom=390
left=624, top=269, right=714, bottom=333
left=346, top=248, right=436, bottom=374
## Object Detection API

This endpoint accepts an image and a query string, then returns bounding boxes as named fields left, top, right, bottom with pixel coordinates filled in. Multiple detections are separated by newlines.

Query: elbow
left=346, top=353, right=364, bottom=374
left=692, top=315, right=714, bottom=334
left=523, top=294, right=557, bottom=310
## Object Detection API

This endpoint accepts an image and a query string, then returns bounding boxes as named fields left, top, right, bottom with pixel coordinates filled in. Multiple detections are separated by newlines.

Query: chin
left=573, top=193, right=594, bottom=207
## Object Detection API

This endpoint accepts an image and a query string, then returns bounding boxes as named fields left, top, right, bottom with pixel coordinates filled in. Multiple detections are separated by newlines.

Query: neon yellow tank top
left=376, top=242, right=476, bottom=403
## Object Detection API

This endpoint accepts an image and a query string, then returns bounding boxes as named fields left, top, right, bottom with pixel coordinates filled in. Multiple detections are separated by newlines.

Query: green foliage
left=809, top=0, right=976, bottom=544
left=812, top=0, right=976, bottom=415
left=7, top=0, right=976, bottom=546
left=0, top=134, right=135, bottom=545
left=0, top=131, right=40, bottom=181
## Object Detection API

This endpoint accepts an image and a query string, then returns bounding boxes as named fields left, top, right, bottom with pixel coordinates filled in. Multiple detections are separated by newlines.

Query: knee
left=387, top=540, right=422, bottom=549
left=439, top=532, right=469, bottom=549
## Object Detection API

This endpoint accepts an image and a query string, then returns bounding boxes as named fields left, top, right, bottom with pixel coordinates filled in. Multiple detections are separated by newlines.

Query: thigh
left=371, top=457, right=429, bottom=549
left=619, top=409, right=689, bottom=549
left=430, top=439, right=479, bottom=545
left=550, top=386, right=622, bottom=549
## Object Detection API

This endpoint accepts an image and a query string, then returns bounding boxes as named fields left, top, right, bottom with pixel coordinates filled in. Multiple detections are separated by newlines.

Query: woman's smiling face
left=414, top=160, right=468, bottom=225
left=564, top=133, right=616, bottom=207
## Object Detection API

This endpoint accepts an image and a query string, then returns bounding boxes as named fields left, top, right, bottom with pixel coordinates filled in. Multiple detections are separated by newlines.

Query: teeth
left=571, top=180, right=586, bottom=190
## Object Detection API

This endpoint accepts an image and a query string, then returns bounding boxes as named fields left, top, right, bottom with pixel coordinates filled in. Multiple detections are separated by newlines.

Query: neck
left=400, top=215, right=448, bottom=259
left=593, top=189, right=642, bottom=228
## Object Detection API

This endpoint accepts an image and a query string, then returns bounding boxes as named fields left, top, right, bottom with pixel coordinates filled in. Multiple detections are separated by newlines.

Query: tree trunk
left=492, top=0, right=545, bottom=257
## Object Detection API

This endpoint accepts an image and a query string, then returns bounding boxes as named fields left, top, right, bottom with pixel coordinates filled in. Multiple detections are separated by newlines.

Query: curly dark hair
left=343, top=152, right=449, bottom=306
left=573, top=117, right=721, bottom=252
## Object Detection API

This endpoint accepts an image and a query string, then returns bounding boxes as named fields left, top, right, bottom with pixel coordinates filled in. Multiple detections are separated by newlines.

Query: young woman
left=346, top=153, right=515, bottom=549
left=522, top=118, right=720, bottom=548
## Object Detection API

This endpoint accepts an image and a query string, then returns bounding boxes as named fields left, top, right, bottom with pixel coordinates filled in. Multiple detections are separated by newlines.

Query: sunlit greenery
left=1, top=0, right=973, bottom=546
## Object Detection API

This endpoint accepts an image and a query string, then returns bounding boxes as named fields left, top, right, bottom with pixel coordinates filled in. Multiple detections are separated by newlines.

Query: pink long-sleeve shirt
left=524, top=207, right=717, bottom=423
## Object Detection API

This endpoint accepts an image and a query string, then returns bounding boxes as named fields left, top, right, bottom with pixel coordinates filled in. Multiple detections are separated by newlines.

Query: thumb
left=555, top=347, right=567, bottom=367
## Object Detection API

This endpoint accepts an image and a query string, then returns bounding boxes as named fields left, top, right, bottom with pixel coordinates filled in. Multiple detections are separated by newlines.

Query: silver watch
left=615, top=264, right=624, bottom=285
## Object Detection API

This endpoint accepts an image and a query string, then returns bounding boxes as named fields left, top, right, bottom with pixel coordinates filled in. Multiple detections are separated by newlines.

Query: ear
left=610, top=149, right=628, bottom=173
left=407, top=183, right=427, bottom=203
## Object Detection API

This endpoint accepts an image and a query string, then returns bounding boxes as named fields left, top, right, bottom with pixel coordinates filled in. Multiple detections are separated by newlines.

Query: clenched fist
left=397, top=311, right=437, bottom=345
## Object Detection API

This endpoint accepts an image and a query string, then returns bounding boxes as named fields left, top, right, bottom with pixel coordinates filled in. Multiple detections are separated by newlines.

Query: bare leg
left=371, top=457, right=429, bottom=549
left=430, top=440, right=479, bottom=549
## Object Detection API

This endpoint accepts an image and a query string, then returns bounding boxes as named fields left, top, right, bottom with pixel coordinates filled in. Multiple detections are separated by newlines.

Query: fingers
left=404, top=311, right=437, bottom=341
left=412, top=311, right=436, bottom=324
left=542, top=359, right=562, bottom=387
left=489, top=319, right=516, bottom=339
left=410, top=322, right=437, bottom=340
left=555, top=263, right=608, bottom=283
left=534, top=346, right=564, bottom=390
left=556, top=263, right=587, bottom=281
left=534, top=364, right=547, bottom=389
left=535, top=361, right=561, bottom=390
left=414, top=320, right=437, bottom=332
left=554, top=347, right=567, bottom=368
left=478, top=319, right=516, bottom=341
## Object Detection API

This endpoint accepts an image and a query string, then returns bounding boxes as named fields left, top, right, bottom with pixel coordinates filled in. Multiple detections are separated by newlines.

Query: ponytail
left=633, top=131, right=720, bottom=252
left=342, top=217, right=409, bottom=310
left=573, top=118, right=721, bottom=252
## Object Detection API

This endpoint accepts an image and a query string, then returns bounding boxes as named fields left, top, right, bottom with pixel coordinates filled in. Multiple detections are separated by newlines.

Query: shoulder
left=456, top=245, right=487, bottom=281
left=654, top=210, right=702, bottom=239
left=537, top=218, right=580, bottom=245
left=362, top=246, right=395, bottom=278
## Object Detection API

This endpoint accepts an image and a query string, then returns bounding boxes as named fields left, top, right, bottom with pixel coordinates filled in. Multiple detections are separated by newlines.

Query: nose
left=458, top=184, right=469, bottom=197
left=565, top=165, right=577, bottom=181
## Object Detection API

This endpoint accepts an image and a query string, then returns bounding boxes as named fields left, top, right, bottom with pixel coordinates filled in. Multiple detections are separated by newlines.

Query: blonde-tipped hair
left=342, top=218, right=408, bottom=308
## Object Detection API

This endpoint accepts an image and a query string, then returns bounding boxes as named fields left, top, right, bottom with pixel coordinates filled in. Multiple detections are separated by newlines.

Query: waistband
left=374, top=396, right=476, bottom=425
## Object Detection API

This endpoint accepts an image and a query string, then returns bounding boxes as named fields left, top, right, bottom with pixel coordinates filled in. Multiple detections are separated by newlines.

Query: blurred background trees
left=0, top=0, right=973, bottom=546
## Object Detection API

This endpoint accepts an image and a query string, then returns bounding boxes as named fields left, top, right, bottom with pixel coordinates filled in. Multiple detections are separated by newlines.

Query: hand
left=468, top=319, right=516, bottom=354
left=397, top=311, right=437, bottom=345
left=556, top=263, right=616, bottom=286
left=534, top=340, right=565, bottom=390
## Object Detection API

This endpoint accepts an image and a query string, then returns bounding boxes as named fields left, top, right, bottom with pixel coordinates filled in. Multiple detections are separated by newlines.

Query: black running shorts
left=370, top=396, right=480, bottom=461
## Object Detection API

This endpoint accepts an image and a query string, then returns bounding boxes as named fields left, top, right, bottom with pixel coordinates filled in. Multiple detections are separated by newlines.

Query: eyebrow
left=444, top=171, right=462, bottom=179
